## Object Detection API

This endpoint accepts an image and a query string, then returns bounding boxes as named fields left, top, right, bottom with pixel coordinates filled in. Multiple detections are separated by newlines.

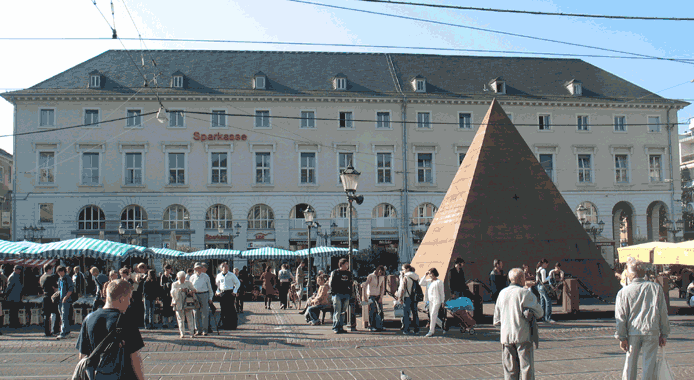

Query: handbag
left=393, top=303, right=404, bottom=318
left=184, top=294, right=199, bottom=310
left=655, top=346, right=674, bottom=380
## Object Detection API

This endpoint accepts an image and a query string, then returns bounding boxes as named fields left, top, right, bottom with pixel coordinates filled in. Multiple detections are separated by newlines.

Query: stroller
left=443, top=297, right=476, bottom=335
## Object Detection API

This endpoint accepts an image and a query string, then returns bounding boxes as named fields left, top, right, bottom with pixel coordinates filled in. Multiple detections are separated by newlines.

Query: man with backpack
left=75, top=279, right=145, bottom=380
left=397, top=264, right=422, bottom=335
left=329, top=258, right=353, bottom=334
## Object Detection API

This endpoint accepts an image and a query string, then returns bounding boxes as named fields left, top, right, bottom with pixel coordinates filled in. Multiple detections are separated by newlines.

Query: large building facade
left=2, top=50, right=687, bottom=264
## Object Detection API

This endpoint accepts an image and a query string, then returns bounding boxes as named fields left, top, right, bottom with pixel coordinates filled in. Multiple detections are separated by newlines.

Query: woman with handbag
left=171, top=271, right=197, bottom=338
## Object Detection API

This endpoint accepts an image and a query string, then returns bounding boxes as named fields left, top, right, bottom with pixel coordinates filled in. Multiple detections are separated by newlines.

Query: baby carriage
left=443, top=297, right=476, bottom=335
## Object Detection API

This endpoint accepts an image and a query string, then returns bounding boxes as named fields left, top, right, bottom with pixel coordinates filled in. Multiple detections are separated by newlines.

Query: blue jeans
left=306, top=304, right=330, bottom=323
left=331, top=294, right=350, bottom=331
left=144, top=300, right=156, bottom=328
left=368, top=296, right=383, bottom=329
left=58, top=302, right=71, bottom=336
left=537, top=284, right=552, bottom=322
left=402, top=296, right=419, bottom=332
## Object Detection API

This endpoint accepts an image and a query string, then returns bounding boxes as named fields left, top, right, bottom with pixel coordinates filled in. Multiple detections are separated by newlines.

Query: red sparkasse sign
left=193, top=132, right=247, bottom=142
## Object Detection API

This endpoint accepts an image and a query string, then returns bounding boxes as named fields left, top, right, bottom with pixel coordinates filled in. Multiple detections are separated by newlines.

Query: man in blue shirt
left=56, top=266, right=74, bottom=340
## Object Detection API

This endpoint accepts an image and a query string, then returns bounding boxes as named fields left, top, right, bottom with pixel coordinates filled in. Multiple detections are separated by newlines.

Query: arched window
left=331, top=203, right=357, bottom=219
left=120, top=205, right=148, bottom=229
left=206, top=204, right=233, bottom=229
left=372, top=203, right=397, bottom=218
left=78, top=205, right=105, bottom=230
left=412, top=203, right=437, bottom=226
left=576, top=201, right=599, bottom=224
left=248, top=204, right=275, bottom=229
left=163, top=205, right=190, bottom=230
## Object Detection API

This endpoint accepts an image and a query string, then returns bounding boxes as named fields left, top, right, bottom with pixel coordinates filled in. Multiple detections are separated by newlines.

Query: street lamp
left=218, top=222, right=241, bottom=249
left=118, top=224, right=142, bottom=245
left=340, top=164, right=363, bottom=330
left=664, top=218, right=684, bottom=242
left=303, top=206, right=316, bottom=296
left=22, top=225, right=45, bottom=242
left=576, top=204, right=604, bottom=241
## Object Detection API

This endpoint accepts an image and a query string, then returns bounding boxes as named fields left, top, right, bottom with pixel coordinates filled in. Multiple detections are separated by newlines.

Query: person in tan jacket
left=305, top=275, right=331, bottom=325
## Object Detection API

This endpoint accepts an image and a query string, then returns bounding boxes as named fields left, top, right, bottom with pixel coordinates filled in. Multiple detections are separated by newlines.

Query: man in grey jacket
left=615, top=261, right=670, bottom=380
left=493, top=268, right=544, bottom=380
left=5, top=266, right=24, bottom=329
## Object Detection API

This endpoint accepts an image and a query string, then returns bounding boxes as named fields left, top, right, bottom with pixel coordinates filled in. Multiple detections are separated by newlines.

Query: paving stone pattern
left=0, top=302, right=692, bottom=379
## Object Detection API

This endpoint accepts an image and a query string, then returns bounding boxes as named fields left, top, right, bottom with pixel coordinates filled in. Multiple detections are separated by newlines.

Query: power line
left=0, top=111, right=157, bottom=138
left=358, top=0, right=694, bottom=21
left=287, top=0, right=694, bottom=66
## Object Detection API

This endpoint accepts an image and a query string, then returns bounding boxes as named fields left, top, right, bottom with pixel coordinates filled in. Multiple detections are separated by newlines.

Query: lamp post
left=303, top=206, right=316, bottom=296
left=218, top=222, right=241, bottom=249
left=340, top=164, right=363, bottom=329
left=22, top=225, right=45, bottom=242
left=664, top=218, right=684, bottom=242
left=576, top=205, right=605, bottom=241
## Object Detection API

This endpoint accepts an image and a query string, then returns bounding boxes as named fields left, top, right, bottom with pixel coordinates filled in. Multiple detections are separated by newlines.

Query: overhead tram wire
left=358, top=0, right=694, bottom=21
left=2, top=37, right=693, bottom=62
left=287, top=0, right=694, bottom=66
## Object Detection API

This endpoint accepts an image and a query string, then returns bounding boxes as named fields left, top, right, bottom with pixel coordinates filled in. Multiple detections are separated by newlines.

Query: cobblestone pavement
left=1, top=302, right=693, bottom=379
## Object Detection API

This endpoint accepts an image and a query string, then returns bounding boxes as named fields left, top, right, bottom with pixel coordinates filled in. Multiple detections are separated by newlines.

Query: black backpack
left=408, top=277, right=425, bottom=303
left=72, top=315, right=126, bottom=380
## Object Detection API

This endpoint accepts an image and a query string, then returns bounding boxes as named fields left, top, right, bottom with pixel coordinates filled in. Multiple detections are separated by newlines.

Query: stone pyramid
left=411, top=99, right=619, bottom=297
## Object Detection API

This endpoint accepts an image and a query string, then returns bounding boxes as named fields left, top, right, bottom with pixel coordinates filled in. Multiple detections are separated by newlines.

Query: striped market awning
left=144, top=247, right=184, bottom=259
left=0, top=240, right=42, bottom=258
left=293, top=246, right=356, bottom=258
left=180, top=249, right=241, bottom=261
left=0, top=257, right=57, bottom=268
left=23, top=237, right=145, bottom=261
left=239, top=247, right=296, bottom=260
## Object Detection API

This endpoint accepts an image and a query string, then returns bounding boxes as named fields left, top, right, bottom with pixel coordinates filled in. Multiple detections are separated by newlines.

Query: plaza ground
left=1, top=295, right=693, bottom=380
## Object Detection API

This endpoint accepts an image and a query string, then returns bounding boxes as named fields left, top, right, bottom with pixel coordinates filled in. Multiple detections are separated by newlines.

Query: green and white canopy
left=0, top=240, right=41, bottom=259
left=180, top=248, right=240, bottom=261
left=294, top=246, right=356, bottom=258
left=144, top=247, right=184, bottom=259
left=239, top=247, right=296, bottom=260
left=23, top=237, right=145, bottom=261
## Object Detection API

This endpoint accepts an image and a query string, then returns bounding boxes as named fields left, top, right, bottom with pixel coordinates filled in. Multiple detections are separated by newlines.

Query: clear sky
left=1, top=0, right=693, bottom=155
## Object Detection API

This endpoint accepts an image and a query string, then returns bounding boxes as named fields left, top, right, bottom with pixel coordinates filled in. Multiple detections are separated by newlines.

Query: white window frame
left=254, top=151, right=273, bottom=185
left=338, top=110, right=354, bottom=129
left=337, top=151, right=355, bottom=185
left=254, top=109, right=271, bottom=129
left=206, top=204, right=233, bottom=229
left=83, top=108, right=100, bottom=128
left=37, top=150, right=56, bottom=185
left=39, top=108, right=56, bottom=128
left=299, top=151, right=317, bottom=185
left=255, top=76, right=266, bottom=90
left=89, top=75, right=100, bottom=88
left=211, top=109, right=227, bottom=129
left=80, top=152, right=101, bottom=186
left=458, top=152, right=466, bottom=166
left=78, top=205, right=106, bottom=230
left=125, top=109, right=143, bottom=128
left=123, top=151, right=145, bottom=186
left=172, top=75, right=183, bottom=88
left=376, top=111, right=391, bottom=130
left=538, top=113, right=552, bottom=132
left=163, top=204, right=191, bottom=230
left=416, top=152, right=435, bottom=185
left=458, top=112, right=472, bottom=130
left=376, top=151, right=394, bottom=186
left=334, top=77, right=347, bottom=90
left=247, top=204, right=275, bottom=229
left=492, top=81, right=506, bottom=94
left=647, top=115, right=661, bottom=133
left=39, top=203, right=53, bottom=224
left=614, top=154, right=630, bottom=184
left=614, top=115, right=627, bottom=133
left=166, top=151, right=188, bottom=186
left=209, top=151, right=231, bottom=185
left=577, top=154, right=593, bottom=184
left=415, top=79, right=426, bottom=92
left=416, top=111, right=431, bottom=129
left=649, top=154, right=663, bottom=182
left=300, top=110, right=316, bottom=129
left=576, top=114, right=590, bottom=132
left=168, top=109, right=185, bottom=128
left=538, top=153, right=555, bottom=183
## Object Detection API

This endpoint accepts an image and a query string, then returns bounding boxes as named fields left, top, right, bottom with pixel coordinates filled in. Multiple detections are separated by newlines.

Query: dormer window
left=254, top=72, right=267, bottom=90
left=490, top=77, right=506, bottom=94
left=171, top=71, right=184, bottom=88
left=89, top=70, right=101, bottom=88
left=333, top=73, right=347, bottom=90
left=566, top=80, right=582, bottom=96
left=412, top=75, right=426, bottom=92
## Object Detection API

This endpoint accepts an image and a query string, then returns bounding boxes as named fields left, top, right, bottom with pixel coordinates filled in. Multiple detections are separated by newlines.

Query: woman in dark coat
left=260, top=266, right=277, bottom=309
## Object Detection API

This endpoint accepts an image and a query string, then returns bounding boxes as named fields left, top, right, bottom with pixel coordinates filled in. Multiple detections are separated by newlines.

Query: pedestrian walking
left=277, top=264, right=294, bottom=309
left=535, top=259, right=555, bottom=323
left=489, top=259, right=506, bottom=302
left=365, top=265, right=386, bottom=332
left=142, top=270, right=161, bottom=330
left=76, top=279, right=145, bottom=380
left=615, top=260, right=670, bottom=380
left=237, top=266, right=250, bottom=313
left=233, top=267, right=244, bottom=313
left=260, top=266, right=277, bottom=309
left=6, top=265, right=24, bottom=329
left=56, top=266, right=74, bottom=340
left=215, top=262, right=240, bottom=330
left=422, top=268, right=445, bottom=337
left=493, top=268, right=544, bottom=380
left=39, top=263, right=59, bottom=336
left=171, top=271, right=197, bottom=338
left=159, top=264, right=175, bottom=328
left=329, top=258, right=352, bottom=334
left=396, top=264, right=421, bottom=335
left=189, top=262, right=213, bottom=336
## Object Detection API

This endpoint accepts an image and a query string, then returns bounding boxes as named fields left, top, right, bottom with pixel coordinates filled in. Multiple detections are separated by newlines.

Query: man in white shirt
left=494, top=268, right=544, bottom=380
left=216, top=262, right=240, bottom=330
left=189, top=262, right=213, bottom=336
